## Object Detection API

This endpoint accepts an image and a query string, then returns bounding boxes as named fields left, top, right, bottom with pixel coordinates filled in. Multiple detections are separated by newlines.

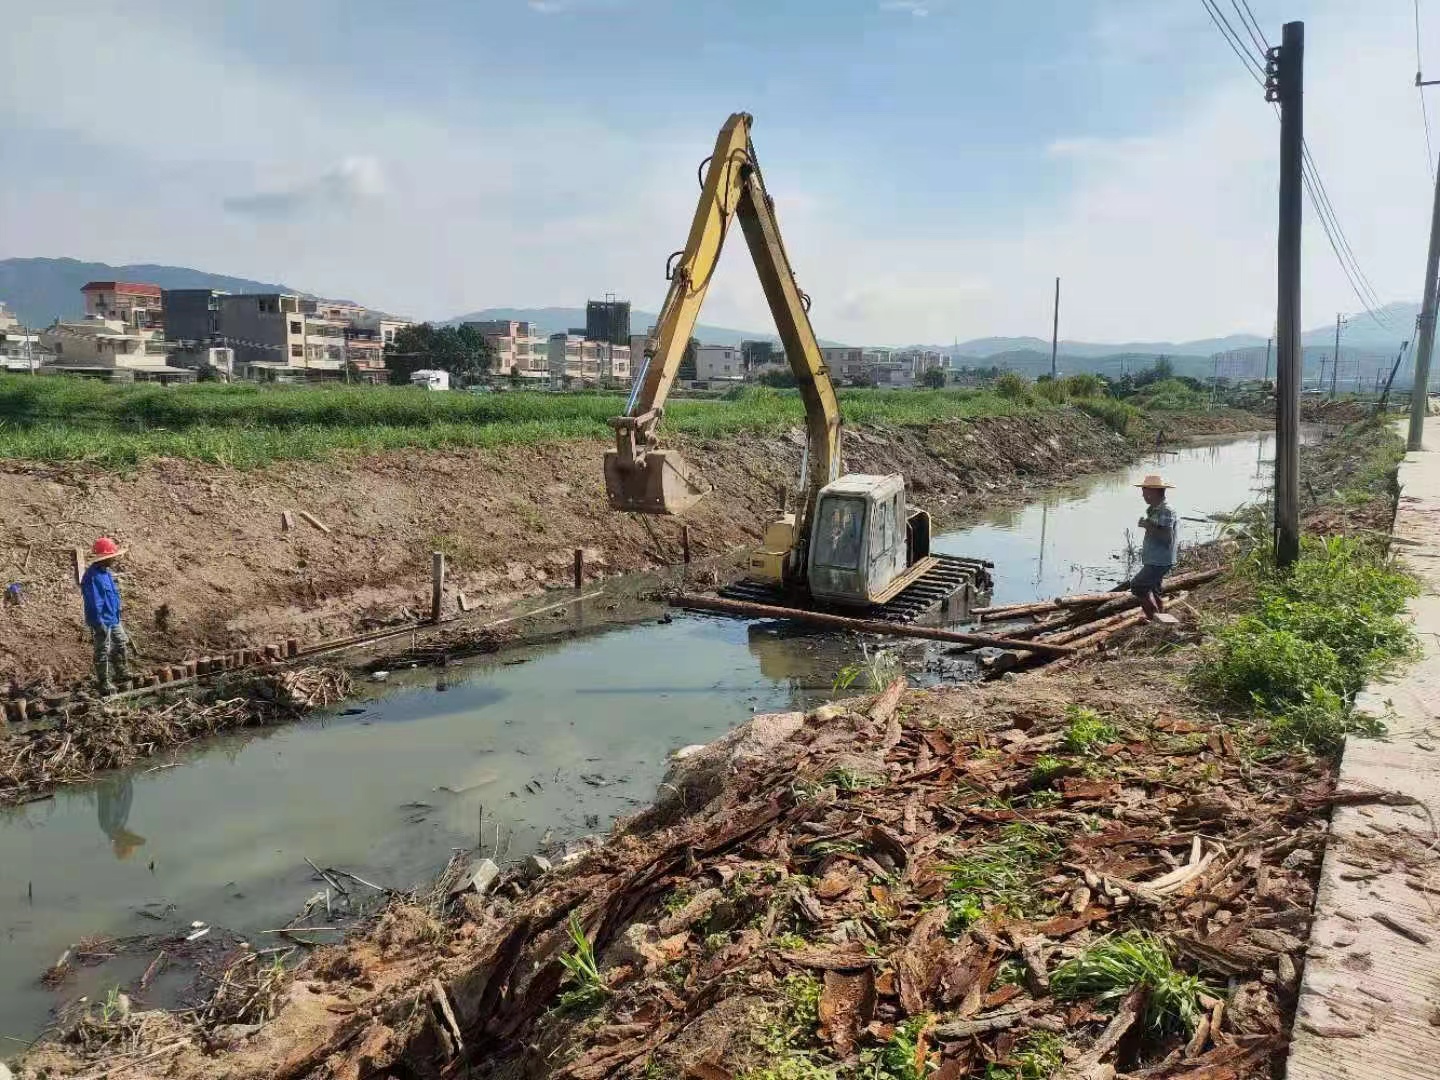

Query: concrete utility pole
left=1050, top=277, right=1060, bottom=380
left=1268, top=21, right=1304, bottom=568
left=1264, top=336, right=1273, bottom=383
left=1330, top=313, right=1343, bottom=397
left=1410, top=156, right=1440, bottom=448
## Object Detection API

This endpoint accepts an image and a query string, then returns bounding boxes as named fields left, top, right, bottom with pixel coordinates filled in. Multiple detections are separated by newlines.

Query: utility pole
left=1267, top=22, right=1304, bottom=568
left=1264, top=336, right=1272, bottom=383
left=1410, top=169, right=1440, bottom=448
left=1050, top=277, right=1060, bottom=380
left=1330, top=313, right=1343, bottom=398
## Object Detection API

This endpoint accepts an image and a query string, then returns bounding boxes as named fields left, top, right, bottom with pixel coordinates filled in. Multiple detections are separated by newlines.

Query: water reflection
left=96, top=776, right=146, bottom=861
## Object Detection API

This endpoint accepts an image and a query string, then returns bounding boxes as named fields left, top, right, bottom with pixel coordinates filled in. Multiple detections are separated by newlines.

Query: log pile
left=971, top=567, right=1224, bottom=673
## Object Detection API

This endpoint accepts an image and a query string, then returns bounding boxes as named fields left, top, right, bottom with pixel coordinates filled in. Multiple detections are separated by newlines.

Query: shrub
left=1061, top=373, right=1106, bottom=398
left=994, top=372, right=1032, bottom=402
left=1032, top=378, right=1069, bottom=405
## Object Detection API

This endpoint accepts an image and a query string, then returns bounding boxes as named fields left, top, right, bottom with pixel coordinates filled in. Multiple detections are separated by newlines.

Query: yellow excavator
left=604, top=113, right=990, bottom=620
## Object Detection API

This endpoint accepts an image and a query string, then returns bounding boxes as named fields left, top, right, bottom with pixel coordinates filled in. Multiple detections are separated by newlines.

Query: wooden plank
left=670, top=594, right=1077, bottom=656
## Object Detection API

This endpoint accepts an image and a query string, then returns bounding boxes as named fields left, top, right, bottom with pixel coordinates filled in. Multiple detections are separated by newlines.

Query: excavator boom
left=605, top=113, right=841, bottom=537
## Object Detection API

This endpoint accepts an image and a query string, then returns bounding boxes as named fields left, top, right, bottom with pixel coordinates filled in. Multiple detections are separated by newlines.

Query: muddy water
left=0, top=431, right=1277, bottom=1042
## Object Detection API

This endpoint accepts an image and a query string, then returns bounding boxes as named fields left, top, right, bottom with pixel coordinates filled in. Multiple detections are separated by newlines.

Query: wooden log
left=281, top=510, right=295, bottom=533
left=670, top=594, right=1079, bottom=656
left=286, top=638, right=299, bottom=658
left=972, top=567, right=1224, bottom=621
left=983, top=607, right=1152, bottom=673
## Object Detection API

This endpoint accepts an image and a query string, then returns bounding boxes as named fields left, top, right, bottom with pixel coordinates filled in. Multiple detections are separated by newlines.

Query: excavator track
left=717, top=554, right=993, bottom=625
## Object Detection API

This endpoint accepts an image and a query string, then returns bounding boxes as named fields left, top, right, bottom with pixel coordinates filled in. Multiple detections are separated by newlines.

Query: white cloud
left=224, top=157, right=387, bottom=219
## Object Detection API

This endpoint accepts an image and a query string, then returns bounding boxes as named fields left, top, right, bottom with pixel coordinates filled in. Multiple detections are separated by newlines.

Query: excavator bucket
left=603, top=448, right=711, bottom=515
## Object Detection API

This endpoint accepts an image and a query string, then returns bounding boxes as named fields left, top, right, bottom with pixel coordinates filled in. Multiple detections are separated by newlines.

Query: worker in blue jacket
left=81, top=537, right=129, bottom=694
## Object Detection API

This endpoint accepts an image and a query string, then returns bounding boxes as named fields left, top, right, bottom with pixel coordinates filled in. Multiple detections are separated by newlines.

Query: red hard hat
left=91, top=537, right=122, bottom=558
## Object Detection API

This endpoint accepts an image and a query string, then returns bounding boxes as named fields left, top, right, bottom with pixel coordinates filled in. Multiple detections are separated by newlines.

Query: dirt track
left=0, top=408, right=1259, bottom=689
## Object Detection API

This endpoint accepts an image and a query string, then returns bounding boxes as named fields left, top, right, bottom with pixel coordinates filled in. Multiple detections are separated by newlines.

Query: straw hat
left=1135, top=474, right=1174, bottom=489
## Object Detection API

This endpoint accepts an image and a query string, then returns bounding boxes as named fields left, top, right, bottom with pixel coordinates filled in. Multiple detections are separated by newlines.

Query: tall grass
left=0, top=376, right=1050, bottom=468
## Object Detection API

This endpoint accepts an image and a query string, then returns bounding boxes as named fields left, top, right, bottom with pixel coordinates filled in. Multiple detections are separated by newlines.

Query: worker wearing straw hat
left=81, top=537, right=130, bottom=695
left=1131, top=475, right=1179, bottom=621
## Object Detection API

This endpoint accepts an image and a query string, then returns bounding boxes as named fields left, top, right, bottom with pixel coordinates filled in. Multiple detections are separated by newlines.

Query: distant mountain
left=446, top=306, right=847, bottom=347
left=0, top=257, right=310, bottom=328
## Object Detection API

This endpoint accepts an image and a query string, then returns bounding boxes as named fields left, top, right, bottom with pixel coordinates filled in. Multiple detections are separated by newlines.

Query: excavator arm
left=604, top=113, right=842, bottom=539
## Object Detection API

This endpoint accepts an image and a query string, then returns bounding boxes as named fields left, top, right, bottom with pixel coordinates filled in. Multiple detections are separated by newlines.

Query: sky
left=1, top=0, right=1437, bottom=345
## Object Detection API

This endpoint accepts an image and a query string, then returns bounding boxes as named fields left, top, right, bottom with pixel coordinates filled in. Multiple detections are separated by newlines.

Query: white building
left=464, top=319, right=550, bottom=381
left=547, top=333, right=630, bottom=386
left=695, top=344, right=743, bottom=383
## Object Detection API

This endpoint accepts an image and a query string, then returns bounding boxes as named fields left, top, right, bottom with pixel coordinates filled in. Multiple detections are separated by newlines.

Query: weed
left=1051, top=932, right=1208, bottom=1035
left=741, top=1059, right=838, bottom=1080
left=1074, top=396, right=1139, bottom=435
left=1062, top=706, right=1118, bottom=753
left=1029, top=754, right=1067, bottom=787
left=985, top=1031, right=1065, bottom=1080
left=1027, top=789, right=1063, bottom=809
left=1192, top=535, right=1417, bottom=755
left=940, top=822, right=1058, bottom=929
left=557, top=912, right=608, bottom=1014
left=98, top=986, right=124, bottom=1024
left=823, top=766, right=883, bottom=792
left=833, top=647, right=903, bottom=693
left=703, top=931, right=730, bottom=953
left=859, top=1015, right=935, bottom=1079
left=772, top=931, right=809, bottom=951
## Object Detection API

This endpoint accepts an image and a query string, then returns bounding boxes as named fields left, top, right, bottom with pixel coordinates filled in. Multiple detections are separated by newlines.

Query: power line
left=1230, top=0, right=1269, bottom=56
left=1419, top=0, right=1437, bottom=180
left=1198, top=0, right=1394, bottom=327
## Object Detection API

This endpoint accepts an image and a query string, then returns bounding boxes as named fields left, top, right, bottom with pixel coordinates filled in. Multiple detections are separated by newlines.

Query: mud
left=0, top=408, right=1262, bottom=689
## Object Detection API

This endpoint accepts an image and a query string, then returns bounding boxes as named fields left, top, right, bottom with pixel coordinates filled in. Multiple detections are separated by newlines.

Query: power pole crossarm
left=1269, top=22, right=1304, bottom=568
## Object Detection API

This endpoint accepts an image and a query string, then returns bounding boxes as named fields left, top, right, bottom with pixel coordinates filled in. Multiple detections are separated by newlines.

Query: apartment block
left=40, top=317, right=186, bottom=381
left=821, top=346, right=866, bottom=382
left=463, top=319, right=550, bottom=381
left=586, top=298, right=631, bottom=346
left=162, top=288, right=226, bottom=345
left=82, top=281, right=163, bottom=330
left=547, top=333, right=630, bottom=386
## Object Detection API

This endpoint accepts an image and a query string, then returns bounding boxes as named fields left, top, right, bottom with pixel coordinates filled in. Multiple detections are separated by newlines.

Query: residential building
left=40, top=317, right=189, bottom=381
left=821, top=346, right=866, bottom=383
left=695, top=344, right=744, bottom=383
left=547, top=333, right=631, bottom=386
left=82, top=281, right=163, bottom=330
left=586, top=298, right=631, bottom=346
left=162, top=288, right=226, bottom=345
left=0, top=302, right=17, bottom=333
left=0, top=312, right=45, bottom=371
left=463, top=319, right=550, bottom=381
left=214, top=293, right=349, bottom=378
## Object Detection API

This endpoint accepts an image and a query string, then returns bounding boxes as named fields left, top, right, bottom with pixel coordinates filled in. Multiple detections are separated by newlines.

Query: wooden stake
left=681, top=525, right=691, bottom=565
left=573, top=548, right=584, bottom=590
left=298, top=510, right=331, bottom=535
left=431, top=551, right=445, bottom=624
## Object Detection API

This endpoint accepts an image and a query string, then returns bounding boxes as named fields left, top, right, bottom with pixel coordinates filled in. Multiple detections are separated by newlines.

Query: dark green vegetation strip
left=0, top=378, right=1045, bottom=468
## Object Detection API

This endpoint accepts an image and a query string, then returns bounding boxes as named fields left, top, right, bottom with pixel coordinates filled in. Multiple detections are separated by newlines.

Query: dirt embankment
left=0, top=408, right=1256, bottom=688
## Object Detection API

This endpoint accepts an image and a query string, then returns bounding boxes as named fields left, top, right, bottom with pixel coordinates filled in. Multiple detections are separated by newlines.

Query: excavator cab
left=808, top=475, right=930, bottom=605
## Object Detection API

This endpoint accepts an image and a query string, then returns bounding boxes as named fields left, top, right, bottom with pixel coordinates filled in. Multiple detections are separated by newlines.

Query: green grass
left=1050, top=932, right=1208, bottom=1035
left=0, top=376, right=1055, bottom=468
left=939, top=822, right=1059, bottom=929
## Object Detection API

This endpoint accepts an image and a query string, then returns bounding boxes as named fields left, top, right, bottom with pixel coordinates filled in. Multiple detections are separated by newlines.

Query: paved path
left=1288, top=430, right=1440, bottom=1079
